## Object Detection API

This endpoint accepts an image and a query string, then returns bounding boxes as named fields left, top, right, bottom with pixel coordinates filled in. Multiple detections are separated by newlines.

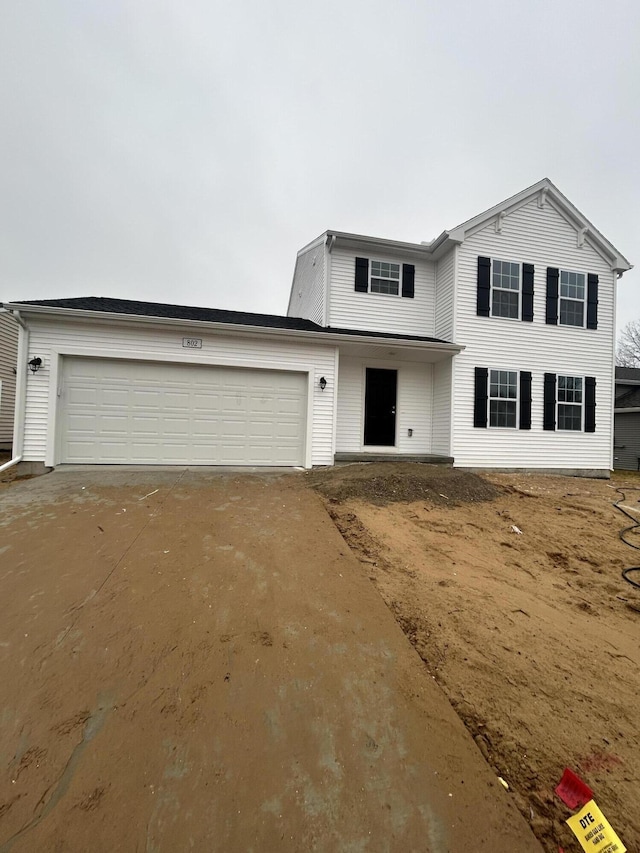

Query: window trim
left=488, top=368, right=519, bottom=429
left=369, top=258, right=402, bottom=297
left=490, top=259, right=522, bottom=321
left=558, top=269, right=586, bottom=328
left=557, top=374, right=584, bottom=431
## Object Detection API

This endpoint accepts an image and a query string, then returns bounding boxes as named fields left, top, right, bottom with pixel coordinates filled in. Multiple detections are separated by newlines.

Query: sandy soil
left=309, top=464, right=640, bottom=852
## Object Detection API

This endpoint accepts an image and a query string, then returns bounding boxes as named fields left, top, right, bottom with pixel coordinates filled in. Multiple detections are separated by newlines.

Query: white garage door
left=59, top=357, right=307, bottom=465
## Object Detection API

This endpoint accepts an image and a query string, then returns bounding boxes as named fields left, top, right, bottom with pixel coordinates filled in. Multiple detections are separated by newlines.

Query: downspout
left=0, top=310, right=28, bottom=473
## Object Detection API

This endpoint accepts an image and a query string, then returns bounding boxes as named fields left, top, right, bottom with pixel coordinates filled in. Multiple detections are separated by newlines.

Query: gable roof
left=445, top=178, right=632, bottom=274
left=307, top=179, right=631, bottom=273
left=3, top=296, right=455, bottom=347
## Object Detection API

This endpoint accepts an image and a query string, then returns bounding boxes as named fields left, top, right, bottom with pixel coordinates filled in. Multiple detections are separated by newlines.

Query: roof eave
left=3, top=302, right=463, bottom=353
left=449, top=177, right=632, bottom=274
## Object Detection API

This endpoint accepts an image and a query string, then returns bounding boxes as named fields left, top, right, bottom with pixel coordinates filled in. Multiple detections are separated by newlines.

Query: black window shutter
left=476, top=257, right=491, bottom=317
left=519, top=371, right=532, bottom=429
left=546, top=268, right=559, bottom=325
left=585, top=376, right=596, bottom=432
left=474, top=367, right=488, bottom=428
left=401, top=264, right=415, bottom=298
left=587, top=274, right=598, bottom=329
left=522, top=263, right=534, bottom=322
left=543, top=373, right=556, bottom=430
left=355, top=257, right=369, bottom=292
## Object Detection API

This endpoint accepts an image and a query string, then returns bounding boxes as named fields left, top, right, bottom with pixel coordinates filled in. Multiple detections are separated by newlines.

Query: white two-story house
left=287, top=178, right=632, bottom=476
left=2, top=179, right=632, bottom=477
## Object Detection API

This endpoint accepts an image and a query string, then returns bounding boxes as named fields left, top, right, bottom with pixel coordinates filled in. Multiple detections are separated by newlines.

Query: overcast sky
left=2, top=0, right=639, bottom=336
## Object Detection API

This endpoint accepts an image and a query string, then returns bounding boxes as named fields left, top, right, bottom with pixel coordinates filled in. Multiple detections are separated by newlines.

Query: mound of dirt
left=305, top=462, right=503, bottom=506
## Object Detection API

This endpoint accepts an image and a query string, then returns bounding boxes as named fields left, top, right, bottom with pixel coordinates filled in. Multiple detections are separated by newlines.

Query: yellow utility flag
left=566, top=799, right=626, bottom=853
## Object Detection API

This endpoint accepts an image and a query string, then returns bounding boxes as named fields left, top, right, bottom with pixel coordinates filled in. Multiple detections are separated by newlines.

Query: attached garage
left=58, top=357, right=308, bottom=466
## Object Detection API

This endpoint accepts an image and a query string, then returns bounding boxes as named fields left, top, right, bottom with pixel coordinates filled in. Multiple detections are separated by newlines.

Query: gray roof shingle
left=6, top=296, right=451, bottom=345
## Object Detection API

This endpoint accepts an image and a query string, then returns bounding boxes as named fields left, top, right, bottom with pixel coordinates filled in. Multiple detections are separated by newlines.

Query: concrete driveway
left=0, top=469, right=541, bottom=852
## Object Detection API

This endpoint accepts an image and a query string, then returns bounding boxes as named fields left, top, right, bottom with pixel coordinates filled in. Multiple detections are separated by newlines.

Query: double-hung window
left=559, top=270, right=585, bottom=327
left=489, top=369, right=518, bottom=427
left=491, top=260, right=520, bottom=319
left=546, top=268, right=597, bottom=328
left=474, top=367, right=531, bottom=429
left=544, top=373, right=595, bottom=432
left=477, top=257, right=534, bottom=321
left=354, top=257, right=415, bottom=298
left=370, top=261, right=400, bottom=295
left=557, top=375, right=583, bottom=430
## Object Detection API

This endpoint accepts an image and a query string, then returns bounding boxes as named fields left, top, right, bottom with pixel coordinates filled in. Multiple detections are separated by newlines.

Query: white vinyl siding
left=336, top=356, right=433, bottom=453
left=431, top=358, right=452, bottom=455
left=329, top=247, right=435, bottom=336
left=435, top=248, right=456, bottom=341
left=0, top=312, right=19, bottom=448
left=287, top=239, right=326, bottom=325
left=452, top=197, right=614, bottom=470
left=22, top=317, right=337, bottom=467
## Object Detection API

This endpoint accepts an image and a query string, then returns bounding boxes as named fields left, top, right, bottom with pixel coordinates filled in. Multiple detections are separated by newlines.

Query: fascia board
left=545, top=183, right=632, bottom=273
left=5, top=303, right=463, bottom=354
left=451, top=177, right=632, bottom=274
left=295, top=232, right=328, bottom=257
left=326, top=231, right=432, bottom=257
left=451, top=178, right=550, bottom=235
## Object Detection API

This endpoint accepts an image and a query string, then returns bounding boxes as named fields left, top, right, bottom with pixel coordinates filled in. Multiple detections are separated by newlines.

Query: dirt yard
left=0, top=468, right=543, bottom=852
left=308, top=463, right=640, bottom=853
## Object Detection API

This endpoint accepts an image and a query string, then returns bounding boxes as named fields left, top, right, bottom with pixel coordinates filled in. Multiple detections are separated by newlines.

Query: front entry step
left=333, top=453, right=454, bottom=465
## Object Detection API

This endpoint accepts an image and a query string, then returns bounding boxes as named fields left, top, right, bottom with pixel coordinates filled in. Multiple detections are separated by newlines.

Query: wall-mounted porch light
left=28, top=357, right=42, bottom=373
left=319, top=376, right=327, bottom=391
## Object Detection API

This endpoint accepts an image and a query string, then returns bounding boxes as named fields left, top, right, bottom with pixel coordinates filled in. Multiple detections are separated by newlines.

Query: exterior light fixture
left=28, top=357, right=42, bottom=373
left=319, top=376, right=327, bottom=391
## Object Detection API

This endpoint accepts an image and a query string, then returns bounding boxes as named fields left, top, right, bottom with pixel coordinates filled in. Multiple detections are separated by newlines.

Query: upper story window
left=491, top=260, right=520, bottom=319
left=559, top=270, right=585, bottom=327
left=354, top=257, right=415, bottom=298
left=546, top=268, right=598, bottom=329
left=477, top=256, right=534, bottom=322
left=370, top=261, right=400, bottom=295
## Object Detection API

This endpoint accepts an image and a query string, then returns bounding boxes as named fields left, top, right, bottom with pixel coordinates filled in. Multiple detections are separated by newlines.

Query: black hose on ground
left=613, top=487, right=640, bottom=590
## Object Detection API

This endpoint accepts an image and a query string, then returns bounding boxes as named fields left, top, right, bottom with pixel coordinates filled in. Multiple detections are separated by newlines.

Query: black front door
left=364, top=368, right=397, bottom=446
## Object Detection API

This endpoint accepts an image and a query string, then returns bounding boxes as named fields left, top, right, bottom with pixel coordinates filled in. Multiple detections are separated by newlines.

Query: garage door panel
left=60, top=358, right=307, bottom=465
left=67, top=387, right=99, bottom=406
left=102, top=389, right=131, bottom=407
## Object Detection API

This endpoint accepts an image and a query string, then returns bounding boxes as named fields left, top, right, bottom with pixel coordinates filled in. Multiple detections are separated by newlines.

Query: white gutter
left=0, top=310, right=28, bottom=473
left=4, top=303, right=464, bottom=355
left=615, top=407, right=640, bottom=414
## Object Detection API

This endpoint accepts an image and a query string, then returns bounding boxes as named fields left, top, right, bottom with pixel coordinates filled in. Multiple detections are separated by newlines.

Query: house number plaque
left=182, top=338, right=202, bottom=349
